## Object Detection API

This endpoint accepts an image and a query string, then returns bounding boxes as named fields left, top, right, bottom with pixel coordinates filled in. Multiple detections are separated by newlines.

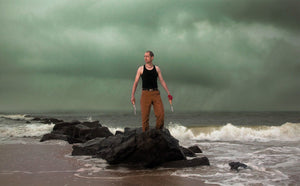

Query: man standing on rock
left=131, top=50, right=173, bottom=132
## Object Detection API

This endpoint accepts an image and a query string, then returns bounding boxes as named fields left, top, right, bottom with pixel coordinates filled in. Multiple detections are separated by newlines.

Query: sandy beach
left=0, top=143, right=217, bottom=186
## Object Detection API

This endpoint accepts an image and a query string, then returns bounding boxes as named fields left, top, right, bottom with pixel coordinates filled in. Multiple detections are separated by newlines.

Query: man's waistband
left=142, top=88, right=158, bottom=91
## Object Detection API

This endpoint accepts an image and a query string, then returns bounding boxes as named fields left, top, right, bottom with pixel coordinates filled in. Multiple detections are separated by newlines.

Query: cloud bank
left=1, top=0, right=299, bottom=112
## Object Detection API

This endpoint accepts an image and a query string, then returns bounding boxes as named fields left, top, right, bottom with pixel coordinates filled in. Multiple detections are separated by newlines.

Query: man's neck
left=145, top=63, right=153, bottom=68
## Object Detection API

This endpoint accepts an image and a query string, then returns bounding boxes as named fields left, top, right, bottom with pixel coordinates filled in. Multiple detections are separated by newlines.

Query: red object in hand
left=168, top=95, right=173, bottom=100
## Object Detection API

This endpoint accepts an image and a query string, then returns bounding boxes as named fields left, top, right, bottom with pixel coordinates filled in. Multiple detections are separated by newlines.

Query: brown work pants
left=140, top=90, right=164, bottom=132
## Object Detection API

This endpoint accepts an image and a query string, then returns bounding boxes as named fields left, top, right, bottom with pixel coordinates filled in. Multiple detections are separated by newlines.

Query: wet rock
left=40, top=120, right=113, bottom=144
left=72, top=137, right=105, bottom=155
left=30, top=116, right=64, bottom=124
left=32, top=117, right=41, bottom=121
left=162, top=157, right=210, bottom=168
left=180, top=146, right=196, bottom=157
left=53, top=121, right=81, bottom=132
left=83, top=128, right=186, bottom=168
left=89, top=127, right=112, bottom=138
left=188, top=145, right=202, bottom=153
left=81, top=121, right=102, bottom=128
left=72, top=124, right=113, bottom=143
left=39, top=116, right=210, bottom=169
left=229, top=162, right=248, bottom=172
left=40, top=118, right=64, bottom=124
left=40, top=133, right=72, bottom=143
left=115, top=131, right=124, bottom=135
left=72, top=127, right=210, bottom=168
left=123, top=127, right=143, bottom=136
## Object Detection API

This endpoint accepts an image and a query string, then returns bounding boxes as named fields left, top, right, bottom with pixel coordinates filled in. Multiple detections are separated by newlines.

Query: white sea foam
left=167, top=122, right=300, bottom=142
left=167, top=123, right=195, bottom=141
left=86, top=116, right=93, bottom=122
left=172, top=167, right=289, bottom=186
left=106, top=123, right=300, bottom=142
left=0, top=114, right=33, bottom=121
left=108, top=127, right=124, bottom=135
left=0, top=123, right=54, bottom=138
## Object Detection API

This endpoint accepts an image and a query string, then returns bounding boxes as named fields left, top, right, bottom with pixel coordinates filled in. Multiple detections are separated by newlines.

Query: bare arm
left=156, top=66, right=171, bottom=95
left=131, top=66, right=142, bottom=105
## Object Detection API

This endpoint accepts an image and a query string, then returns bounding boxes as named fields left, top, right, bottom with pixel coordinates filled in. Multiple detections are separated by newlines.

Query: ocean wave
left=0, top=114, right=33, bottom=121
left=0, top=123, right=54, bottom=138
left=167, top=123, right=300, bottom=142
left=108, top=127, right=124, bottom=135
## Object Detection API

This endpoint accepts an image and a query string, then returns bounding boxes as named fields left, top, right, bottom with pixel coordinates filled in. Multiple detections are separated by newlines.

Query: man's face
left=144, top=52, right=153, bottom=63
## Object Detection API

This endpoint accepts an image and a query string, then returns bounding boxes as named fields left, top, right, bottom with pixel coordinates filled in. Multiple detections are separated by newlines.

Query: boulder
left=81, top=121, right=102, bottom=128
left=115, top=131, right=124, bottom=135
left=52, top=121, right=81, bottom=133
left=32, top=117, right=41, bottom=121
left=72, top=124, right=93, bottom=142
left=40, top=120, right=113, bottom=144
left=89, top=127, right=112, bottom=138
left=123, top=127, right=143, bottom=136
left=180, top=146, right=196, bottom=157
left=38, top=116, right=210, bottom=169
left=40, top=118, right=64, bottom=124
left=162, top=157, right=210, bottom=168
left=73, top=128, right=210, bottom=169
left=229, top=162, right=249, bottom=172
left=93, top=128, right=186, bottom=168
left=72, top=137, right=105, bottom=155
left=72, top=124, right=112, bottom=143
left=188, top=145, right=202, bottom=153
left=40, top=133, right=76, bottom=143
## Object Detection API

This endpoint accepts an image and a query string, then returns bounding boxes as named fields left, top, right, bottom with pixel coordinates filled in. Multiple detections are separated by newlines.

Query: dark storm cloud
left=0, top=0, right=299, bottom=111
left=48, top=0, right=300, bottom=31
left=213, top=0, right=300, bottom=31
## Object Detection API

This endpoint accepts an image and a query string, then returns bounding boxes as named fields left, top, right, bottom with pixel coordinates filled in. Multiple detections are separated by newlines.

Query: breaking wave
left=0, top=114, right=33, bottom=121
left=0, top=123, right=54, bottom=138
left=167, top=123, right=300, bottom=142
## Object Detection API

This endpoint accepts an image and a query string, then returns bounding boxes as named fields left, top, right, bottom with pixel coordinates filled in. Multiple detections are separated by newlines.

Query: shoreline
left=0, top=142, right=218, bottom=186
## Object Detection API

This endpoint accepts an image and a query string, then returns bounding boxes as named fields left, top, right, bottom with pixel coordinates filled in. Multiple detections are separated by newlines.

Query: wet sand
left=0, top=143, right=217, bottom=186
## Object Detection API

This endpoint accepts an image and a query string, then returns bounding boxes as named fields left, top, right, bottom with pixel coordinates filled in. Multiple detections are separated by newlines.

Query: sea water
left=0, top=111, right=299, bottom=185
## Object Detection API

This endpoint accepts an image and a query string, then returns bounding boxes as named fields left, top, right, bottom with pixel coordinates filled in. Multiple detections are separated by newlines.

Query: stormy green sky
left=1, top=0, right=299, bottom=112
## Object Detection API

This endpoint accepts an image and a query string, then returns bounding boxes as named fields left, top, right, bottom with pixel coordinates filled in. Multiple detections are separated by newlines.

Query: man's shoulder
left=137, top=66, right=144, bottom=73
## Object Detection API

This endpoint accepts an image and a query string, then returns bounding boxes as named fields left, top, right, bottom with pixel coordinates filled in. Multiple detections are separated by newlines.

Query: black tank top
left=141, top=65, right=158, bottom=89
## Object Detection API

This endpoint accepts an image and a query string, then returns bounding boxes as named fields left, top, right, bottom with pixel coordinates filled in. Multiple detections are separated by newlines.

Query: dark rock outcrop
left=41, top=118, right=64, bottom=124
left=32, top=117, right=41, bottom=121
left=53, top=121, right=81, bottom=132
left=40, top=133, right=74, bottom=143
left=162, top=157, right=210, bottom=168
left=72, top=128, right=210, bottom=168
left=188, top=145, right=203, bottom=153
left=31, top=116, right=64, bottom=124
left=40, top=120, right=113, bottom=144
left=72, top=137, right=105, bottom=155
left=229, top=162, right=249, bottom=172
left=115, top=131, right=124, bottom=135
left=180, top=146, right=196, bottom=157
left=38, top=116, right=209, bottom=169
left=97, top=129, right=186, bottom=167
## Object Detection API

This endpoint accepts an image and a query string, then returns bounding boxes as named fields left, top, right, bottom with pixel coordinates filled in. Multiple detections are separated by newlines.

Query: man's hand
left=168, top=95, right=173, bottom=105
left=168, top=94, right=174, bottom=112
left=131, top=96, right=135, bottom=105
